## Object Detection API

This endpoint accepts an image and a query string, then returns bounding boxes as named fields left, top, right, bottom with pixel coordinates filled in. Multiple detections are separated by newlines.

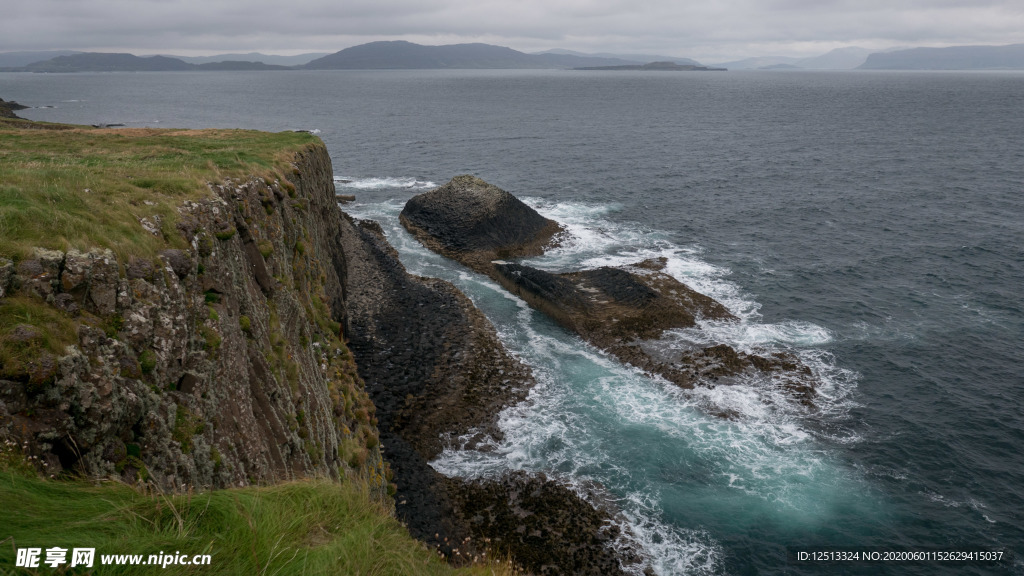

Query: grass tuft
left=0, top=462, right=516, bottom=576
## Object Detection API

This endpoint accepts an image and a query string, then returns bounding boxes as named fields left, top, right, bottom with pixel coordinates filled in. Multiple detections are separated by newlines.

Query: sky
left=1, top=0, right=1022, bottom=63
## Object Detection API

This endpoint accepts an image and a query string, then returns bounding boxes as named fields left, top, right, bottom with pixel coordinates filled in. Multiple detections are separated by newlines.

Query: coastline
left=0, top=115, right=643, bottom=575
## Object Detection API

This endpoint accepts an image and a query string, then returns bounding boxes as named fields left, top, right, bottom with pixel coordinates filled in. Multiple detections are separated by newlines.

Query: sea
left=3, top=69, right=1022, bottom=575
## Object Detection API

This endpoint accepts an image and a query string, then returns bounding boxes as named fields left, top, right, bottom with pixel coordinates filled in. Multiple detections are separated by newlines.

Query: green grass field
left=0, top=118, right=314, bottom=261
left=0, top=457, right=512, bottom=575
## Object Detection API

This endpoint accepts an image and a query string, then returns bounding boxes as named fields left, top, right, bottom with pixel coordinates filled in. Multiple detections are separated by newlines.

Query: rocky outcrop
left=402, top=178, right=819, bottom=406
left=445, top=472, right=644, bottom=575
left=0, top=98, right=26, bottom=119
left=494, top=259, right=734, bottom=342
left=399, top=175, right=562, bottom=273
left=0, top=143, right=388, bottom=494
left=493, top=258, right=816, bottom=400
left=342, top=185, right=650, bottom=572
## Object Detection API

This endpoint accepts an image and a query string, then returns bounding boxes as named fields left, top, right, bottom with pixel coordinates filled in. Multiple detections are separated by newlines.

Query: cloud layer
left=2, top=0, right=1022, bottom=61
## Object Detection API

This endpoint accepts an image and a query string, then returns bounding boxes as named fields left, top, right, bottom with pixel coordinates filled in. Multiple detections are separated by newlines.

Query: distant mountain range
left=713, top=47, right=881, bottom=70
left=300, top=41, right=653, bottom=69
left=0, top=50, right=85, bottom=68
left=170, top=52, right=330, bottom=66
left=0, top=42, right=675, bottom=72
left=4, top=42, right=1023, bottom=73
left=574, top=61, right=725, bottom=72
left=535, top=49, right=701, bottom=66
left=858, top=44, right=1024, bottom=70
left=2, top=52, right=290, bottom=72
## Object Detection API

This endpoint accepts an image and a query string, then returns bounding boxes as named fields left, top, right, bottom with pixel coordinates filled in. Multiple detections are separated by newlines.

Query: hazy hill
left=22, top=53, right=195, bottom=72
left=0, top=50, right=83, bottom=68
left=796, top=47, right=876, bottom=69
left=537, top=49, right=701, bottom=66
left=714, top=47, right=884, bottom=70
left=859, top=44, right=1024, bottom=69
left=16, top=52, right=288, bottom=72
left=304, top=41, right=662, bottom=69
left=712, top=56, right=801, bottom=70
left=172, top=52, right=330, bottom=66
left=195, top=60, right=290, bottom=71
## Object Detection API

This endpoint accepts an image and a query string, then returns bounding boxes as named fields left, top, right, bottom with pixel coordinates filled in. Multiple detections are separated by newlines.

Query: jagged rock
left=400, top=175, right=562, bottom=272
left=15, top=248, right=64, bottom=299
left=494, top=260, right=733, bottom=341
left=125, top=258, right=155, bottom=281
left=0, top=98, right=26, bottom=119
left=445, top=471, right=640, bottom=576
left=1, top=142, right=636, bottom=573
left=85, top=250, right=119, bottom=316
left=53, top=293, right=80, bottom=317
left=159, top=249, right=191, bottom=279
left=61, top=250, right=93, bottom=294
left=8, top=324, right=41, bottom=344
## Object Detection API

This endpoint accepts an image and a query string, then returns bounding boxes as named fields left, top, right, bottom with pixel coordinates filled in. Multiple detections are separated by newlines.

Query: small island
left=574, top=61, right=727, bottom=71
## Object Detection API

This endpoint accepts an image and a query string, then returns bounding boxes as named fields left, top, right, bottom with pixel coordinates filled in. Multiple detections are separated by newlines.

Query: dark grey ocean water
left=4, top=69, right=1023, bottom=575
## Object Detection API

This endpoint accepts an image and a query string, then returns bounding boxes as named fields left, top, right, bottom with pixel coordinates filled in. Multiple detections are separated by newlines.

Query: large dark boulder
left=400, top=175, right=562, bottom=271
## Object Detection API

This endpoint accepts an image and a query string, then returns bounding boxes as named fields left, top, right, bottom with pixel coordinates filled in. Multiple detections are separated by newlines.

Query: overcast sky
left=2, top=0, right=1022, bottom=62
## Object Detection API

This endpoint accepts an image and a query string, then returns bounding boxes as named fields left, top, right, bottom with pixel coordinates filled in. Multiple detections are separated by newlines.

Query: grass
left=0, top=118, right=318, bottom=262
left=0, top=460, right=514, bottom=576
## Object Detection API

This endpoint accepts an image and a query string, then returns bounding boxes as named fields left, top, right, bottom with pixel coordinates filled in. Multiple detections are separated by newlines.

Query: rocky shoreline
left=401, top=175, right=820, bottom=409
left=0, top=98, right=28, bottom=119
left=339, top=203, right=645, bottom=574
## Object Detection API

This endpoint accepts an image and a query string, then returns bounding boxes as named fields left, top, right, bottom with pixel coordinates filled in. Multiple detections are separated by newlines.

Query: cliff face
left=0, top=143, right=387, bottom=493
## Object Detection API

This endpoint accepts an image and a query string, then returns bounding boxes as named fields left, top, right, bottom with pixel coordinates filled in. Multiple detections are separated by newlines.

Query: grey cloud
left=1, top=0, right=1022, bottom=61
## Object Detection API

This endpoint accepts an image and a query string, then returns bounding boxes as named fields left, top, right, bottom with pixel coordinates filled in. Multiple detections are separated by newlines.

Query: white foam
left=669, top=319, right=834, bottom=350
left=334, top=176, right=437, bottom=191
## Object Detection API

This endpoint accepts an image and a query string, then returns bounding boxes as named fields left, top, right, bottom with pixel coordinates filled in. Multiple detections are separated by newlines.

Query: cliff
left=0, top=121, right=387, bottom=493
left=858, top=43, right=1024, bottom=70
left=0, top=120, right=640, bottom=575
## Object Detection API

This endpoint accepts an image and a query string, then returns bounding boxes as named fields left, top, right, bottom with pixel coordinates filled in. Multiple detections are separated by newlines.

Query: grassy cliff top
left=0, top=117, right=319, bottom=261
left=0, top=457, right=512, bottom=576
